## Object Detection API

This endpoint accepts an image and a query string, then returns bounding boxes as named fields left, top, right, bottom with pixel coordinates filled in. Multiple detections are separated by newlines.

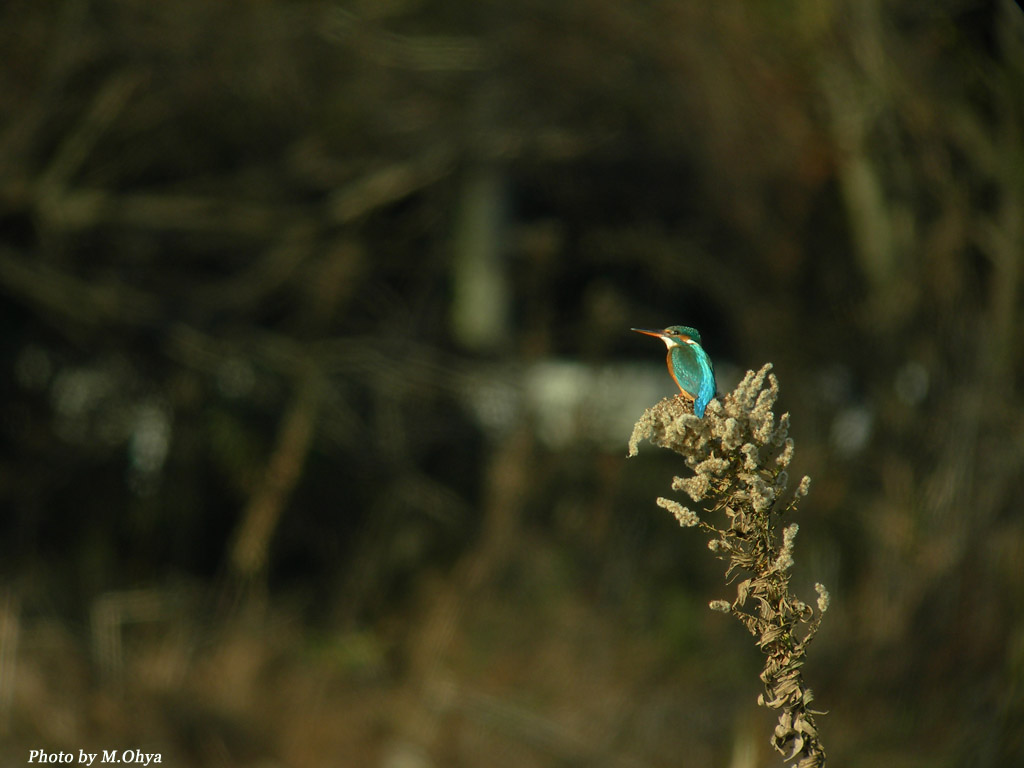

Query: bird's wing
left=668, top=344, right=703, bottom=398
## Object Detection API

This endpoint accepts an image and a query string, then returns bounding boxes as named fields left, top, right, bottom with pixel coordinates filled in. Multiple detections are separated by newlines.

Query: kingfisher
left=632, top=325, right=717, bottom=417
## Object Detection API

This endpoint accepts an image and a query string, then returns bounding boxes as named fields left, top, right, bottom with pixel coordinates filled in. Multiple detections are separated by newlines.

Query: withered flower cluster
left=629, top=364, right=828, bottom=767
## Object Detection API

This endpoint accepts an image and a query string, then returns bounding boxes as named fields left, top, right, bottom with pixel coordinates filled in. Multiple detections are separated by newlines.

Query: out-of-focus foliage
left=0, top=0, right=1021, bottom=766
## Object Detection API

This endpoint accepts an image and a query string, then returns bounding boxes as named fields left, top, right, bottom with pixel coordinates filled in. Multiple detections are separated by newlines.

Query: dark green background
left=0, top=1, right=1021, bottom=765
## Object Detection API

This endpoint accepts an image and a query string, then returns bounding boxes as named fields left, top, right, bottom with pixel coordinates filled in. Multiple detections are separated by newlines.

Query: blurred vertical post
left=450, top=163, right=510, bottom=350
left=395, top=155, right=527, bottom=759
left=980, top=0, right=1023, bottom=400
left=0, top=590, right=18, bottom=733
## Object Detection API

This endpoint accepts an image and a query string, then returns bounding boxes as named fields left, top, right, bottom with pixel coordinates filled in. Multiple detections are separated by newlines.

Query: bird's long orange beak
left=631, top=327, right=667, bottom=338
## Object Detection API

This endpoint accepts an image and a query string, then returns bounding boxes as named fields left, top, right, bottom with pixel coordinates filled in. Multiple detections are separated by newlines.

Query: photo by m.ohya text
left=28, top=749, right=162, bottom=765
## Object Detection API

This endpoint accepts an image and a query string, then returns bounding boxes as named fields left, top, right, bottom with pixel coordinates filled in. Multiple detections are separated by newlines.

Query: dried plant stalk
left=629, top=364, right=828, bottom=767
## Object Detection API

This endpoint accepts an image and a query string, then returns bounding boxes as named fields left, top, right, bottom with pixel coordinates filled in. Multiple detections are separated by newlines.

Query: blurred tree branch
left=0, top=246, right=160, bottom=328
left=35, top=71, right=144, bottom=200
left=228, top=367, right=323, bottom=583
left=321, top=6, right=487, bottom=72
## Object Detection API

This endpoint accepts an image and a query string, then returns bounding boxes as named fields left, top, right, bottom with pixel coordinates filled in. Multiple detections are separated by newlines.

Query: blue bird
left=632, top=325, right=717, bottom=417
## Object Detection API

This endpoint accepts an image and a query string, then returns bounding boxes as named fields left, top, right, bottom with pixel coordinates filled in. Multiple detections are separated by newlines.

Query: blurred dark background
left=1, top=1, right=1022, bottom=766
